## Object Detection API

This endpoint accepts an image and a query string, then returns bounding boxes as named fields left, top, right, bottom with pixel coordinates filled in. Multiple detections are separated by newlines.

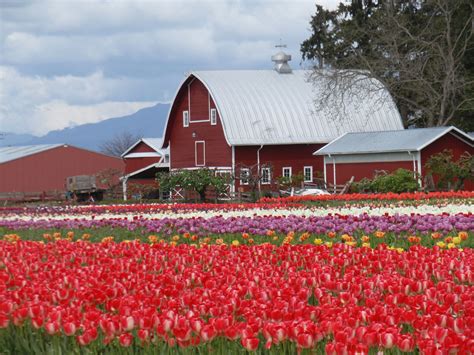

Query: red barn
left=0, top=144, right=124, bottom=199
left=161, top=51, right=404, bottom=194
left=121, top=138, right=169, bottom=199
left=314, top=127, right=474, bottom=190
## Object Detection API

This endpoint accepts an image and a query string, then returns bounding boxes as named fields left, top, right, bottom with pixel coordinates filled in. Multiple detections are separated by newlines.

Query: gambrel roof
left=164, top=69, right=404, bottom=146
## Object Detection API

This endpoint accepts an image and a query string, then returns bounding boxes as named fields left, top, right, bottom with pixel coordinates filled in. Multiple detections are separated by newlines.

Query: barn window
left=304, top=166, right=313, bottom=182
left=261, top=167, right=271, bottom=185
left=282, top=167, right=292, bottom=180
left=240, top=168, right=250, bottom=185
left=164, top=154, right=170, bottom=163
left=210, top=108, right=217, bottom=125
left=183, top=111, right=189, bottom=127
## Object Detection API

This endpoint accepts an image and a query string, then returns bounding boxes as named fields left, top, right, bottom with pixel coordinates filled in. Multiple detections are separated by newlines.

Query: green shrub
left=425, top=150, right=473, bottom=190
left=371, top=169, right=419, bottom=193
left=352, top=169, right=419, bottom=193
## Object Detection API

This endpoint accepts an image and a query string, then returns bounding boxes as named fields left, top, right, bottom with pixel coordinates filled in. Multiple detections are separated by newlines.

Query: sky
left=0, top=0, right=340, bottom=136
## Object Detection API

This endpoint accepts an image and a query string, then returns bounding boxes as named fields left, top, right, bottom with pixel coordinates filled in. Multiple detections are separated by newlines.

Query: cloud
left=0, top=66, right=157, bottom=135
left=0, top=0, right=341, bottom=135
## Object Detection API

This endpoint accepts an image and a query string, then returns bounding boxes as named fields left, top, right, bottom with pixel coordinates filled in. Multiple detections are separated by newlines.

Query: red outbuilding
left=314, top=127, right=474, bottom=190
left=161, top=51, right=404, bottom=194
left=121, top=138, right=169, bottom=199
left=0, top=144, right=124, bottom=199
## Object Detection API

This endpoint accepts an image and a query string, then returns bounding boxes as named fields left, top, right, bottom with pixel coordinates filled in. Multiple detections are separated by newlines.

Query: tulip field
left=0, top=192, right=473, bottom=354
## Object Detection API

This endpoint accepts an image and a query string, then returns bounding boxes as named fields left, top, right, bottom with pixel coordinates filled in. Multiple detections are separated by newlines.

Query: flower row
left=1, top=191, right=472, bottom=219
left=2, top=213, right=473, bottom=237
left=2, top=203, right=472, bottom=222
left=260, top=190, right=474, bottom=203
left=0, top=241, right=472, bottom=353
left=3, top=229, right=471, bottom=251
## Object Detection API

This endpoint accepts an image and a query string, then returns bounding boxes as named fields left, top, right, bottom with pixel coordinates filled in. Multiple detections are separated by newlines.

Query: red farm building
left=161, top=51, right=404, bottom=195
left=314, top=126, right=474, bottom=190
left=121, top=138, right=169, bottom=199
left=0, top=144, right=124, bottom=200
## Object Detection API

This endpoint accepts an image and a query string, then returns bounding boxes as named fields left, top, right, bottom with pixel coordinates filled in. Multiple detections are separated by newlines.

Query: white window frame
left=282, top=167, right=292, bottom=180
left=240, top=168, right=250, bottom=185
left=210, top=108, right=217, bottom=125
left=304, top=166, right=313, bottom=183
left=183, top=110, right=189, bottom=127
left=195, top=141, right=205, bottom=166
left=261, top=167, right=271, bottom=185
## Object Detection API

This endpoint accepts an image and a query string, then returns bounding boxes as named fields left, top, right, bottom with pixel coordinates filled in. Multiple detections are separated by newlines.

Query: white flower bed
left=2, top=204, right=472, bottom=221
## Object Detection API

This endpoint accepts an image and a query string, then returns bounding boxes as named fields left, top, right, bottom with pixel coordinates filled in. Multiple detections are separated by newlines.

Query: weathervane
left=275, top=39, right=287, bottom=49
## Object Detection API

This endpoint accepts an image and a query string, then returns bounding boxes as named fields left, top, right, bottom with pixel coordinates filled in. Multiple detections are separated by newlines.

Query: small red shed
left=121, top=138, right=169, bottom=199
left=0, top=144, right=124, bottom=199
left=161, top=51, right=404, bottom=194
left=314, top=127, right=474, bottom=190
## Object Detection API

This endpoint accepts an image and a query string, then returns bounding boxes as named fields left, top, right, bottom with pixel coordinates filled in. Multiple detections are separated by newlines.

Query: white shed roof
left=314, top=126, right=473, bottom=155
left=0, top=144, right=63, bottom=164
left=122, top=138, right=169, bottom=158
left=173, top=69, right=404, bottom=146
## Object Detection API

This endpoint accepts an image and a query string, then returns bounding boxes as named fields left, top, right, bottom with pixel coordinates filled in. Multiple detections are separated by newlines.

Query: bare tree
left=233, top=163, right=273, bottom=201
left=99, top=132, right=141, bottom=157
left=302, top=0, right=474, bottom=127
left=96, top=168, right=123, bottom=199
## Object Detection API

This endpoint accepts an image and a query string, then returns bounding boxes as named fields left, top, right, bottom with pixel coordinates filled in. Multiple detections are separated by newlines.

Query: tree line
left=301, top=0, right=474, bottom=130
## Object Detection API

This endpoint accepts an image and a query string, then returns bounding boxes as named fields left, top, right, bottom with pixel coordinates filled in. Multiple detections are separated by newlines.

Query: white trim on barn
left=328, top=152, right=415, bottom=164
left=124, top=152, right=162, bottom=158
left=304, top=166, right=313, bottom=183
left=122, top=138, right=167, bottom=158
left=194, top=141, right=206, bottom=166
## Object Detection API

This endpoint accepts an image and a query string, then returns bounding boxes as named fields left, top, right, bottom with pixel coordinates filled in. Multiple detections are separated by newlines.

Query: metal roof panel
left=0, top=144, right=63, bottom=164
left=191, top=70, right=404, bottom=145
left=314, top=127, right=472, bottom=155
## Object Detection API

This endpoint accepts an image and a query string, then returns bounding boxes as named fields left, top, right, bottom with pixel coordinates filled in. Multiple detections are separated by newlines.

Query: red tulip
left=0, top=314, right=9, bottom=328
left=120, top=316, right=135, bottom=332
left=398, top=335, right=415, bottom=352
left=44, top=322, right=59, bottom=335
left=200, top=324, right=217, bottom=342
left=137, top=329, right=150, bottom=342
left=63, top=322, right=76, bottom=336
left=119, top=333, right=133, bottom=347
left=296, top=333, right=314, bottom=348
left=381, top=332, right=396, bottom=349
left=31, top=317, right=44, bottom=329
left=241, top=337, right=259, bottom=351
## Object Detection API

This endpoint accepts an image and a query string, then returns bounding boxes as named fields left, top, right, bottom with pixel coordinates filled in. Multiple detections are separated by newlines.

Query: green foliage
left=301, top=0, right=474, bottom=129
left=157, top=169, right=228, bottom=202
left=371, top=169, right=419, bottom=193
left=425, top=150, right=474, bottom=190
left=276, top=172, right=304, bottom=190
left=352, top=169, right=419, bottom=193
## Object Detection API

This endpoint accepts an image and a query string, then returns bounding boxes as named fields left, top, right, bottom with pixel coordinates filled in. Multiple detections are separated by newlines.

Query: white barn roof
left=314, top=126, right=473, bottom=155
left=0, top=144, right=63, bottom=164
left=179, top=69, right=404, bottom=146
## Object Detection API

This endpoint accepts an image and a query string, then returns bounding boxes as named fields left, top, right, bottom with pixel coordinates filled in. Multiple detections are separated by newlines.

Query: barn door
left=195, top=141, right=205, bottom=166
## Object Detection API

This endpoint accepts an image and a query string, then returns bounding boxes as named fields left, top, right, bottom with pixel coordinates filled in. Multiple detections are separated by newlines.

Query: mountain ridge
left=0, top=103, right=170, bottom=151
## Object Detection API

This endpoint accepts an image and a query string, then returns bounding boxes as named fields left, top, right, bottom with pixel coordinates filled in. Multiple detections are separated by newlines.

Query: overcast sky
left=0, top=0, right=340, bottom=136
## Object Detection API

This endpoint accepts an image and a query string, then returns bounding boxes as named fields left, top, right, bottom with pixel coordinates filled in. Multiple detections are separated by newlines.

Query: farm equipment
left=66, top=175, right=104, bottom=202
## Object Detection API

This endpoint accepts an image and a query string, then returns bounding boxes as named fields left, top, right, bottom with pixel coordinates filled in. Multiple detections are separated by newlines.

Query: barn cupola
left=271, top=50, right=292, bottom=74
